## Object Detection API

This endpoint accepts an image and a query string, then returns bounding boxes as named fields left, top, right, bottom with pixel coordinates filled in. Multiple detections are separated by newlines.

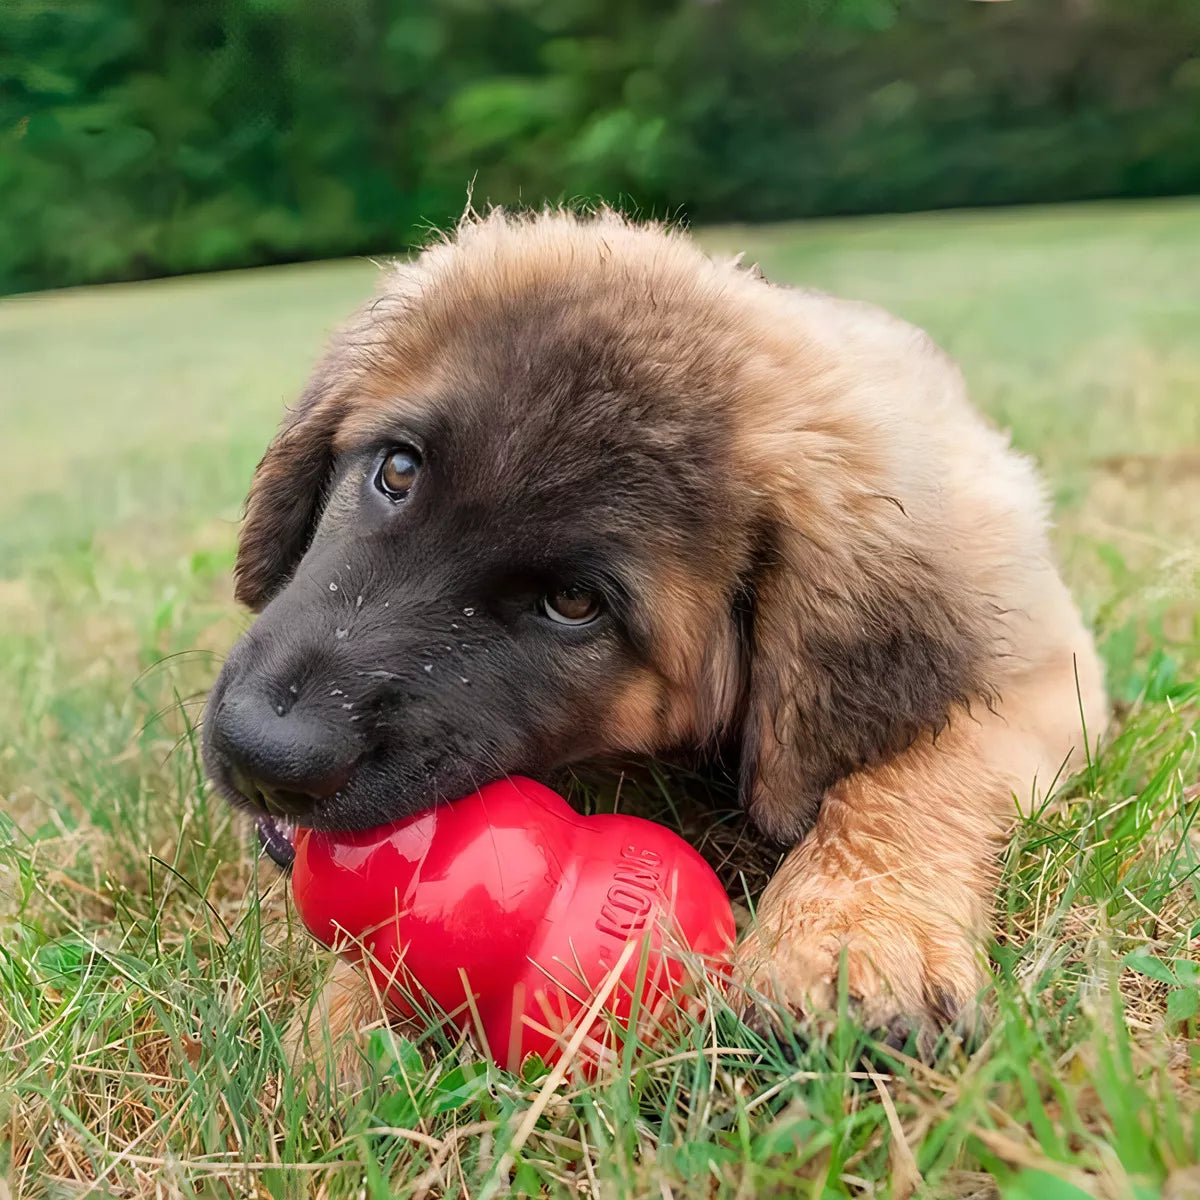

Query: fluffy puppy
left=202, top=208, right=1106, bottom=1056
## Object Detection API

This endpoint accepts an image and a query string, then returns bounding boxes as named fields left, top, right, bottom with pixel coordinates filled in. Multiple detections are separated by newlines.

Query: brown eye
left=376, top=447, right=420, bottom=500
left=541, top=586, right=602, bottom=626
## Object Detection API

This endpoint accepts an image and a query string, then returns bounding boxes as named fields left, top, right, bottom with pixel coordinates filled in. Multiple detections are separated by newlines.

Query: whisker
left=132, top=691, right=211, bottom=741
left=131, top=648, right=225, bottom=688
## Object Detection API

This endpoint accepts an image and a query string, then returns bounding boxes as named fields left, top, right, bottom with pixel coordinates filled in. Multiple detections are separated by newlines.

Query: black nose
left=209, top=685, right=356, bottom=818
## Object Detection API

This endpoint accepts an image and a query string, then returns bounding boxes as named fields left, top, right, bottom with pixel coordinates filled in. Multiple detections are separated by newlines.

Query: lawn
left=2, top=199, right=1199, bottom=1199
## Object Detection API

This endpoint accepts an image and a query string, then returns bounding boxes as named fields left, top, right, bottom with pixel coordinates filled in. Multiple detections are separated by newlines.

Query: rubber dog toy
left=291, top=776, right=735, bottom=1071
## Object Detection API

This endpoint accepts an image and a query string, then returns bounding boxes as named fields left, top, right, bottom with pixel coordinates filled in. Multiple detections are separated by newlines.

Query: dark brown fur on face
left=206, top=208, right=1106, bottom=1056
left=208, top=211, right=1000, bottom=842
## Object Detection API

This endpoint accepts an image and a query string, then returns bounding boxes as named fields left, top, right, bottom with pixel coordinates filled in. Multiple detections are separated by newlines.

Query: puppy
left=202, top=208, right=1105, bottom=1061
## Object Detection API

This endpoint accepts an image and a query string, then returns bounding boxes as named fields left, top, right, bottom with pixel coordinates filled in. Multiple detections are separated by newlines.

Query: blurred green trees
left=2, top=0, right=1198, bottom=293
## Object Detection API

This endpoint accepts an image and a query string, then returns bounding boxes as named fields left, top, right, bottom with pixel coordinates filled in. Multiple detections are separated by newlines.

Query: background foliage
left=2, top=0, right=1199, bottom=294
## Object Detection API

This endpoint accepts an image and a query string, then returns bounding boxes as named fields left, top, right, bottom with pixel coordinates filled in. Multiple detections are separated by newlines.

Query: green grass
left=2, top=199, right=1199, bottom=1198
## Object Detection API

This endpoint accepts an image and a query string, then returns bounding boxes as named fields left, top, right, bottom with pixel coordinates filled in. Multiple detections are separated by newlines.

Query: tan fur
left=737, top=646, right=1103, bottom=1041
left=243, top=208, right=1106, bottom=1069
left=725, top=279, right=1105, bottom=1034
left=603, top=563, right=744, bottom=752
left=282, top=957, right=391, bottom=1087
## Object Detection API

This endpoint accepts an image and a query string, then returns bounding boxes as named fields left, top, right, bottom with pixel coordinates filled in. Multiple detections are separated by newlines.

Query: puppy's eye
left=541, top=586, right=602, bottom=626
left=376, top=446, right=421, bottom=500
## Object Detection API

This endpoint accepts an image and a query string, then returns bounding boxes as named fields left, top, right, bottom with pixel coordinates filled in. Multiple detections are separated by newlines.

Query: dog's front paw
left=732, top=895, right=984, bottom=1057
left=281, top=957, right=387, bottom=1093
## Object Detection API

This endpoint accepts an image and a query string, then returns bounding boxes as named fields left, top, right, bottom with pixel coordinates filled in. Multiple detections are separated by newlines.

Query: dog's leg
left=735, top=652, right=1104, bottom=1047
left=282, top=957, right=382, bottom=1087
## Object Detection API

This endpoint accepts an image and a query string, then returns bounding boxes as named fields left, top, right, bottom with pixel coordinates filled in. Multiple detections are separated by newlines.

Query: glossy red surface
left=291, top=776, right=736, bottom=1071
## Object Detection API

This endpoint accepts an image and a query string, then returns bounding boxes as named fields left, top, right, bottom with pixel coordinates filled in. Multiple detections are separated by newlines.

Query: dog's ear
left=736, top=519, right=995, bottom=844
left=233, top=259, right=432, bottom=610
left=234, top=370, right=344, bottom=611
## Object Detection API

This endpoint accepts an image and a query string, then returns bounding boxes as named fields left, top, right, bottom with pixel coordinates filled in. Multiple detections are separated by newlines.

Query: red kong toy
left=291, top=776, right=736, bottom=1071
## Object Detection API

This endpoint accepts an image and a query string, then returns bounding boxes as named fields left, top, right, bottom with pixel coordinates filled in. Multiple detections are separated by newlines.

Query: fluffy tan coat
left=228, top=209, right=1105, bottom=1063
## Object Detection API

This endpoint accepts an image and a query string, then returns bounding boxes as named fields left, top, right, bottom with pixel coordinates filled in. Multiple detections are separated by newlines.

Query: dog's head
left=203, top=210, right=996, bottom=854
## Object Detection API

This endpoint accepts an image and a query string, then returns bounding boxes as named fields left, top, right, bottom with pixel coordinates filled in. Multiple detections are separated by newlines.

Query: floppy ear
left=233, top=256, right=433, bottom=610
left=737, top=519, right=996, bottom=844
left=234, top=374, right=344, bottom=611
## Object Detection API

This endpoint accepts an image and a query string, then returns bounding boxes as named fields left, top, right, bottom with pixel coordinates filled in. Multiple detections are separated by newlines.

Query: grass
left=2, top=198, right=1199, bottom=1198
